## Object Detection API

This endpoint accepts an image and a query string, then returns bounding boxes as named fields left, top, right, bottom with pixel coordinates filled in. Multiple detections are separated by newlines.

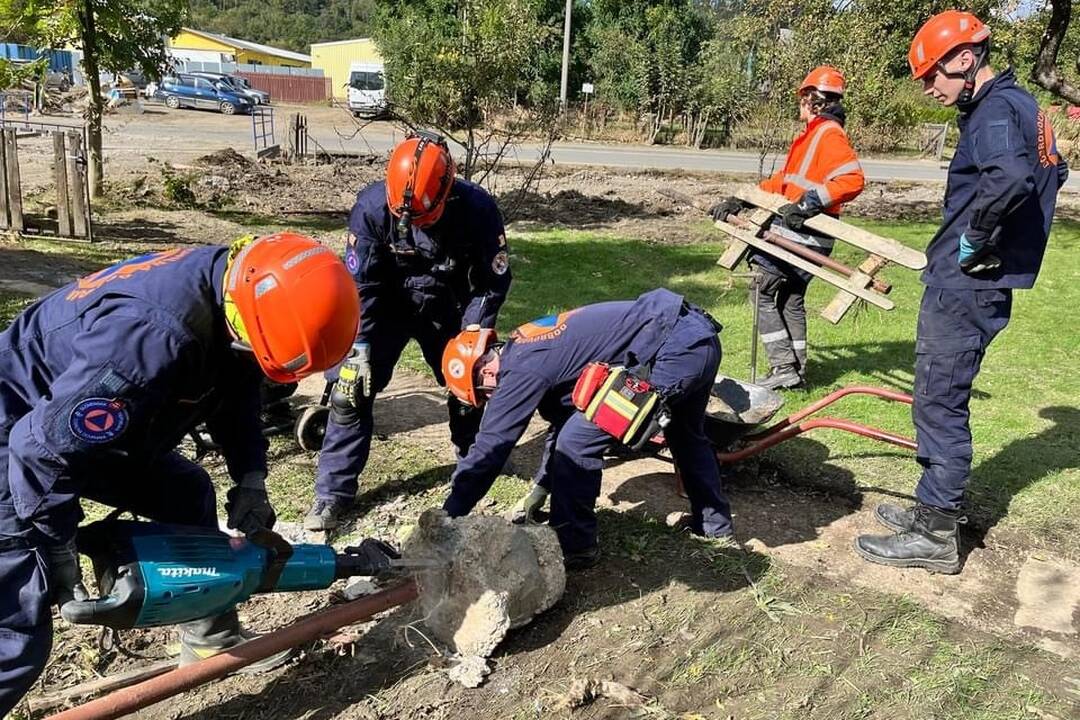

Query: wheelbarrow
left=661, top=375, right=917, bottom=495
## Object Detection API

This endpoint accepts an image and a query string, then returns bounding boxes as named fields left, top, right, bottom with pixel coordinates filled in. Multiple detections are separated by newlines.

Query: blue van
left=160, top=74, right=253, bottom=115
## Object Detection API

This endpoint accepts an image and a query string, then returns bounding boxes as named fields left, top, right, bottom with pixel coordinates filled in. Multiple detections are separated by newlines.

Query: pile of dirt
left=403, top=509, right=565, bottom=657
left=195, top=148, right=254, bottom=170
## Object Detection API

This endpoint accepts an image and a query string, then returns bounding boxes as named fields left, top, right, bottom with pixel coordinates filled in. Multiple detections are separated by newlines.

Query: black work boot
left=179, top=611, right=292, bottom=672
left=303, top=497, right=352, bottom=531
left=874, top=503, right=916, bottom=533
left=854, top=504, right=965, bottom=575
left=563, top=545, right=600, bottom=571
left=757, top=365, right=804, bottom=391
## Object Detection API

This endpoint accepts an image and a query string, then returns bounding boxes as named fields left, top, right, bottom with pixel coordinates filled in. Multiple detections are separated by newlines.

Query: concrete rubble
left=403, top=509, right=566, bottom=657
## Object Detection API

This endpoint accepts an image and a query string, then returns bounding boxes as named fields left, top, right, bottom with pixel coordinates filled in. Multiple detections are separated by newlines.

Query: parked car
left=347, top=61, right=387, bottom=117
left=188, top=72, right=271, bottom=105
left=159, top=74, right=253, bottom=115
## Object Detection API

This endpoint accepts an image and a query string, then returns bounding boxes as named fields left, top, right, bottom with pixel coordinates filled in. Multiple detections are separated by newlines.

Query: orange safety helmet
left=224, top=232, right=360, bottom=384
left=799, top=66, right=846, bottom=96
left=442, top=326, right=499, bottom=407
left=385, top=131, right=456, bottom=229
left=908, top=10, right=991, bottom=80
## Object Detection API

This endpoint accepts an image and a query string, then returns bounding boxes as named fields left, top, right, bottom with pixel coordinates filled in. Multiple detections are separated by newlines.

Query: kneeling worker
left=0, top=233, right=360, bottom=716
left=440, top=289, right=734, bottom=569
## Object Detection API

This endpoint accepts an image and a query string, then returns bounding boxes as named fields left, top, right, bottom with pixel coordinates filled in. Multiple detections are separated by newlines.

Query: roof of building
left=309, top=37, right=375, bottom=49
left=178, top=28, right=312, bottom=63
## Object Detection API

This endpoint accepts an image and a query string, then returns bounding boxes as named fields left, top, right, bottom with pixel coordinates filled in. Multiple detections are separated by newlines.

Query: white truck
left=347, top=61, right=387, bottom=117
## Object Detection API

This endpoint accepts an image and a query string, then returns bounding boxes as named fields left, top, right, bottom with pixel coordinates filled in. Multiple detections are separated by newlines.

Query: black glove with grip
left=778, top=190, right=824, bottom=231
left=226, top=472, right=277, bottom=535
left=709, top=197, right=746, bottom=223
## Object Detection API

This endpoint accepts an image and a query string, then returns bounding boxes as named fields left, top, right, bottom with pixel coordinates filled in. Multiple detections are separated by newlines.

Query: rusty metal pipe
left=726, top=214, right=892, bottom=294
left=717, top=417, right=916, bottom=463
left=747, top=385, right=913, bottom=440
left=47, top=580, right=419, bottom=720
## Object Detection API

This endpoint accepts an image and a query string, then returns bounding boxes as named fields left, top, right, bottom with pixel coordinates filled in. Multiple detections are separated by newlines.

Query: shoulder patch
left=492, top=250, right=509, bottom=276
left=69, top=398, right=129, bottom=444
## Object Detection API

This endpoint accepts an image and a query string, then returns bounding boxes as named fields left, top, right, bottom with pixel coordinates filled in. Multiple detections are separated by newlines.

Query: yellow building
left=310, top=38, right=383, bottom=98
left=169, top=28, right=312, bottom=68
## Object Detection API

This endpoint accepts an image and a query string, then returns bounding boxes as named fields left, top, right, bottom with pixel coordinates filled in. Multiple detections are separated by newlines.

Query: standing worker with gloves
left=0, top=233, right=360, bottom=716
left=712, top=66, right=865, bottom=390
left=305, top=131, right=512, bottom=531
left=440, top=289, right=734, bottom=570
left=855, top=11, right=1068, bottom=574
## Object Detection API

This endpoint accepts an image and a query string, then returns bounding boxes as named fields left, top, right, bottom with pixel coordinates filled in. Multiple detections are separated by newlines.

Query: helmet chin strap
left=937, top=45, right=987, bottom=104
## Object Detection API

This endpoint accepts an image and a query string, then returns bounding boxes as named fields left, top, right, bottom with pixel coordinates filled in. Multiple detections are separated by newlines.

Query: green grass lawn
left=400, top=217, right=1080, bottom=555
left=3, top=216, right=1077, bottom=554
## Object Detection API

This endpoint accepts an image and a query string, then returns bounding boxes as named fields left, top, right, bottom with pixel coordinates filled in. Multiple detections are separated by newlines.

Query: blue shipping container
left=0, top=43, right=74, bottom=75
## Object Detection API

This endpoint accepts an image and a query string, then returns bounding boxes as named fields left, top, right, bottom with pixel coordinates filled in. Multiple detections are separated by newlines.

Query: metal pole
left=46, top=581, right=418, bottom=720
left=559, top=0, right=572, bottom=108
left=750, top=272, right=760, bottom=384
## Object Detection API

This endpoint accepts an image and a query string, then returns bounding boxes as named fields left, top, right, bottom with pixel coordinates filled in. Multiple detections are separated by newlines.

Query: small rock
left=447, top=656, right=490, bottom=688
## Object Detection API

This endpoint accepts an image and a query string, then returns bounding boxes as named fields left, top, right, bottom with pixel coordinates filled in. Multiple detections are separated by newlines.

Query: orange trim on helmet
left=442, top=327, right=498, bottom=407
left=909, top=10, right=991, bottom=80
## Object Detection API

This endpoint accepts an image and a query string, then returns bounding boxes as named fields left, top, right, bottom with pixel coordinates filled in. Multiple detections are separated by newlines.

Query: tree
left=1, top=0, right=187, bottom=197
left=1030, top=0, right=1080, bottom=104
left=373, top=0, right=555, bottom=177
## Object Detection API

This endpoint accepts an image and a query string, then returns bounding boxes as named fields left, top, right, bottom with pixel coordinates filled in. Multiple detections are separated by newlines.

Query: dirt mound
left=196, top=148, right=254, bottom=170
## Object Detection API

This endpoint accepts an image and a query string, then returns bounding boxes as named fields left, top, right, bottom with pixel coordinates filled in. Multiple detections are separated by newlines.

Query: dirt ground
left=4, top=142, right=1080, bottom=719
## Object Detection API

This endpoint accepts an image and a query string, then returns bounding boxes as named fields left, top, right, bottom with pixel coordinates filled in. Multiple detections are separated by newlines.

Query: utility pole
left=559, top=0, right=572, bottom=108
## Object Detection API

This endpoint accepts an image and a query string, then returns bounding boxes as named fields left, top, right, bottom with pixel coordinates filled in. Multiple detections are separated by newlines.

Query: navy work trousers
left=912, top=286, right=1013, bottom=510
left=535, top=308, right=731, bottom=554
left=0, top=448, right=216, bottom=717
left=315, top=315, right=481, bottom=501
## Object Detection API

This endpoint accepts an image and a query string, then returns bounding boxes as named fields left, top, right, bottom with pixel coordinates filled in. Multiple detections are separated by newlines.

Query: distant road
left=56, top=103, right=1067, bottom=187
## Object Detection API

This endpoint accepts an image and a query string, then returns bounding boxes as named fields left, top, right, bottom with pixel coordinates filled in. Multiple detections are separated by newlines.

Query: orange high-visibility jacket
left=760, top=115, right=865, bottom=215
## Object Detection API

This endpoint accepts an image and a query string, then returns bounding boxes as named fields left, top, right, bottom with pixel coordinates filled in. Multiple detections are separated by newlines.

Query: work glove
left=226, top=471, right=277, bottom=535
left=709, top=197, right=745, bottom=223
left=958, top=228, right=1002, bottom=275
left=48, top=539, right=89, bottom=608
left=510, top=484, right=550, bottom=525
left=778, top=191, right=824, bottom=231
left=335, top=342, right=372, bottom=404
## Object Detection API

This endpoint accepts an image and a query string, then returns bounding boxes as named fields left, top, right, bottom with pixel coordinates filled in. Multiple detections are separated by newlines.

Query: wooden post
left=67, top=131, right=88, bottom=239
left=4, top=129, right=24, bottom=231
left=0, top=132, right=9, bottom=230
left=53, top=131, right=73, bottom=237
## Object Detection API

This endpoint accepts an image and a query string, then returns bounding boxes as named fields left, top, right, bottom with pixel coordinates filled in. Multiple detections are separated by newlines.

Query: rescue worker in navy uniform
left=440, top=289, right=734, bottom=569
left=305, top=131, right=512, bottom=531
left=0, top=233, right=360, bottom=716
left=711, top=66, right=865, bottom=390
left=855, top=11, right=1069, bottom=574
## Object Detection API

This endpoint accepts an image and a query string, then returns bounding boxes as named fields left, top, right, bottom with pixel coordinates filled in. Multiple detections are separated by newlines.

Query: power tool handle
left=60, top=595, right=124, bottom=625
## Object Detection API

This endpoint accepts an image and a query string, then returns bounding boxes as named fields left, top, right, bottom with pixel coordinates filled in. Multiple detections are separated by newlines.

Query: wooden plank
left=0, top=132, right=9, bottom=230
left=735, top=186, right=927, bottom=270
left=715, top=207, right=773, bottom=269
left=67, top=132, right=88, bottom=239
left=53, top=132, right=73, bottom=237
left=822, top=254, right=890, bottom=324
left=26, top=659, right=178, bottom=714
left=716, top=219, right=895, bottom=310
left=4, top=129, right=23, bottom=231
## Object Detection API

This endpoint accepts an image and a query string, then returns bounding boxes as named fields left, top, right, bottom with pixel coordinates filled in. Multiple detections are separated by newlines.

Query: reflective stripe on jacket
left=759, top=115, right=865, bottom=214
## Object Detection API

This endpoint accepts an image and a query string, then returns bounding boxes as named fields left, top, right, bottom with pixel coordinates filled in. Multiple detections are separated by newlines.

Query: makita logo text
left=158, top=567, right=220, bottom=578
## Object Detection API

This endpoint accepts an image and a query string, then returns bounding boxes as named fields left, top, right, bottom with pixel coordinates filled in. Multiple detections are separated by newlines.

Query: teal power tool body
left=60, top=519, right=404, bottom=630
